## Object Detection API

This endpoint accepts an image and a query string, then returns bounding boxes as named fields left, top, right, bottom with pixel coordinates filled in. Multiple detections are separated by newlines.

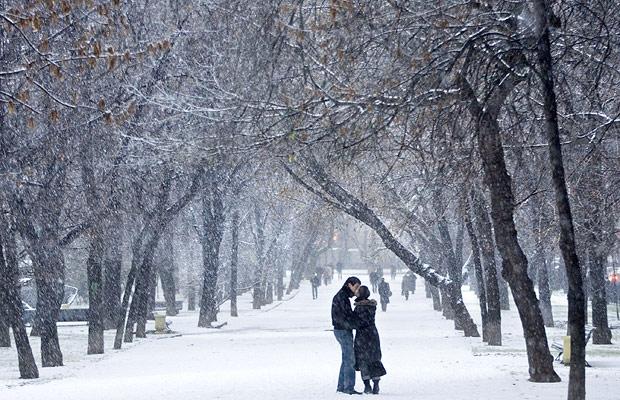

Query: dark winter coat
left=378, top=281, right=392, bottom=304
left=353, top=299, right=386, bottom=378
left=331, top=287, right=359, bottom=330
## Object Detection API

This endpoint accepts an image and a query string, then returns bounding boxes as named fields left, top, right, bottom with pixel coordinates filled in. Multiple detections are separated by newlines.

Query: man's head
left=343, top=276, right=361, bottom=297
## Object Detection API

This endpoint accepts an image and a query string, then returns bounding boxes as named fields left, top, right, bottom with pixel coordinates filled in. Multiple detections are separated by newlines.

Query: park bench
left=551, top=326, right=595, bottom=367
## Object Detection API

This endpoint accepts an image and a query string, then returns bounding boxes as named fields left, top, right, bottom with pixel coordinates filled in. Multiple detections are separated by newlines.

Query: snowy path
left=2, top=272, right=619, bottom=400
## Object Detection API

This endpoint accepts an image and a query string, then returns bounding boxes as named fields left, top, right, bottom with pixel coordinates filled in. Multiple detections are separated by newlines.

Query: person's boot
left=363, top=380, right=372, bottom=394
left=372, top=380, right=380, bottom=394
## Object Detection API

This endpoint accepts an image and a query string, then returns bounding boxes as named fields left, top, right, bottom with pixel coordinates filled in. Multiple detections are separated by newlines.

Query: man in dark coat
left=311, top=273, right=320, bottom=300
left=401, top=271, right=417, bottom=300
left=378, top=278, right=392, bottom=312
left=332, top=276, right=362, bottom=395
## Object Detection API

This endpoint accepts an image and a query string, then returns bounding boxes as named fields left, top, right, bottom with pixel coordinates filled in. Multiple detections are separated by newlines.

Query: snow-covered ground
left=1, top=272, right=619, bottom=399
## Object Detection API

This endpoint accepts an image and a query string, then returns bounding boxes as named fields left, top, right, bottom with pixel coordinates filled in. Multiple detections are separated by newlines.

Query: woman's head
left=356, top=285, right=370, bottom=300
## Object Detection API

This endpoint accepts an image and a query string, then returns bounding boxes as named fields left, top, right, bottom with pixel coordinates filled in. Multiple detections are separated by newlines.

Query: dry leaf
left=50, top=109, right=60, bottom=122
left=107, top=55, right=117, bottom=70
left=97, top=98, right=106, bottom=111
left=32, top=15, right=42, bottom=31
left=93, top=41, right=102, bottom=57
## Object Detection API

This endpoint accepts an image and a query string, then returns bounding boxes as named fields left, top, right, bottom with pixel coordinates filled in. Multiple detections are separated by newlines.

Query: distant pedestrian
left=369, top=270, right=379, bottom=293
left=336, top=262, right=344, bottom=280
left=401, top=272, right=417, bottom=301
left=378, top=278, right=392, bottom=312
left=390, top=265, right=397, bottom=281
left=332, top=277, right=363, bottom=395
left=311, top=273, right=320, bottom=300
left=323, top=267, right=333, bottom=286
left=353, top=286, right=387, bottom=394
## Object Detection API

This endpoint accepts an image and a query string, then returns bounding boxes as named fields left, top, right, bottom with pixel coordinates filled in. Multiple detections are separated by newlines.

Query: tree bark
left=252, top=205, right=266, bottom=310
left=10, top=195, right=65, bottom=367
left=531, top=199, right=554, bottom=327
left=534, top=0, right=586, bottom=394
left=469, top=190, right=503, bottom=344
left=157, top=228, right=178, bottom=316
left=0, top=224, right=39, bottom=378
left=103, top=216, right=123, bottom=330
left=0, top=270, right=10, bottom=346
left=464, top=198, right=493, bottom=344
left=230, top=211, right=239, bottom=317
left=113, top=263, right=137, bottom=349
left=86, top=230, right=105, bottom=354
left=580, top=152, right=612, bottom=344
left=198, top=171, right=225, bottom=326
left=82, top=154, right=105, bottom=354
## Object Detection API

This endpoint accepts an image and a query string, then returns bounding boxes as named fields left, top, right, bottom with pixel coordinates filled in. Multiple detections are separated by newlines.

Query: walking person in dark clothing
left=332, top=277, right=362, bottom=395
left=401, top=271, right=417, bottom=301
left=369, top=270, right=379, bottom=293
left=336, top=261, right=343, bottom=280
left=378, top=278, right=392, bottom=312
left=353, top=286, right=387, bottom=394
left=311, top=273, right=320, bottom=300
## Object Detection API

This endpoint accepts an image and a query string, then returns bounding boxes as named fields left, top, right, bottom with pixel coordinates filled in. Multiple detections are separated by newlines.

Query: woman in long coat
left=353, top=285, right=387, bottom=394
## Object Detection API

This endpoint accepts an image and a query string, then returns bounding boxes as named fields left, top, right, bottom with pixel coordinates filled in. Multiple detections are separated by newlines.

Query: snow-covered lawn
left=1, top=272, right=619, bottom=399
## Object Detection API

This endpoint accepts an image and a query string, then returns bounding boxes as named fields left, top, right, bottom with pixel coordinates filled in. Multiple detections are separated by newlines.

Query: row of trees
left=1, top=1, right=618, bottom=399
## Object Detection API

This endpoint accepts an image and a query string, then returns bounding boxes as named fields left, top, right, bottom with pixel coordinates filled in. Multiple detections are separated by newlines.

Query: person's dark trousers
left=334, top=329, right=356, bottom=392
left=381, top=302, right=387, bottom=312
left=312, top=286, right=318, bottom=299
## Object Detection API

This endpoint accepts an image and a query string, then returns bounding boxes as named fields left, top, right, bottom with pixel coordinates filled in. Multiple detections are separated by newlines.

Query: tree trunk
left=534, top=0, right=586, bottom=394
left=460, top=77, right=559, bottom=381
left=198, top=180, right=225, bottom=327
left=157, top=228, right=178, bottom=316
left=252, top=205, right=266, bottom=310
left=121, top=232, right=144, bottom=345
left=470, top=189, right=503, bottom=343
left=580, top=152, right=611, bottom=344
left=103, top=239, right=123, bottom=329
left=286, top=226, right=318, bottom=294
left=199, top=243, right=220, bottom=326
left=589, top=251, right=612, bottom=344
left=0, top=274, right=10, bottom=346
left=429, top=284, right=442, bottom=311
left=188, top=285, right=196, bottom=311
left=464, top=199, right=492, bottom=344
left=34, top=247, right=64, bottom=368
left=424, top=280, right=432, bottom=299
left=265, top=282, right=274, bottom=305
left=531, top=202, right=554, bottom=327
left=103, top=218, right=123, bottom=330
left=0, top=226, right=39, bottom=379
left=86, top=229, right=105, bottom=355
left=113, top=263, right=137, bottom=349
left=230, top=211, right=239, bottom=317
left=134, top=234, right=161, bottom=338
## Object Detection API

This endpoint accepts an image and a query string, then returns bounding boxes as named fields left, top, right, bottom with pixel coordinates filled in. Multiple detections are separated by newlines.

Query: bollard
left=155, top=314, right=166, bottom=332
left=562, top=336, right=571, bottom=365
